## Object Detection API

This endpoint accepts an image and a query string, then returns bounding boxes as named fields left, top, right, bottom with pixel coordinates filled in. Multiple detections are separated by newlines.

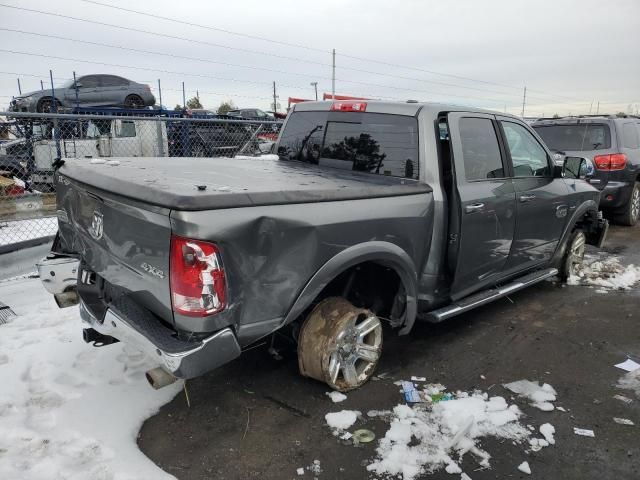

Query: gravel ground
left=139, top=225, right=640, bottom=480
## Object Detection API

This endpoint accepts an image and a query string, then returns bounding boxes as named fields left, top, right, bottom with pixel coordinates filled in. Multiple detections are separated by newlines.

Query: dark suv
left=533, top=116, right=640, bottom=225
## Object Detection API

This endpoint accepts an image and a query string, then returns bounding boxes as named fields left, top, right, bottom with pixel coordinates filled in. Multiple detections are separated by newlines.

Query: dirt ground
left=139, top=225, right=640, bottom=480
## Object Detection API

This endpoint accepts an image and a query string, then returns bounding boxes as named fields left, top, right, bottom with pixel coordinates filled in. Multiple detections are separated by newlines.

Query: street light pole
left=310, top=82, right=318, bottom=101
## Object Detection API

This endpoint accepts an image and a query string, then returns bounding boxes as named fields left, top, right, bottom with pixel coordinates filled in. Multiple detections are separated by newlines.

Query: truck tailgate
left=56, top=175, right=173, bottom=324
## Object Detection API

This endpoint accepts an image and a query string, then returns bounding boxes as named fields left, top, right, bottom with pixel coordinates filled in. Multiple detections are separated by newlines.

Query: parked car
left=533, top=116, right=640, bottom=225
left=9, top=75, right=156, bottom=113
left=37, top=100, right=607, bottom=392
left=226, top=108, right=273, bottom=119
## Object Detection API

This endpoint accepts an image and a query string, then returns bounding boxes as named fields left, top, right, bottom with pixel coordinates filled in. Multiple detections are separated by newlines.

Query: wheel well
left=307, top=261, right=405, bottom=327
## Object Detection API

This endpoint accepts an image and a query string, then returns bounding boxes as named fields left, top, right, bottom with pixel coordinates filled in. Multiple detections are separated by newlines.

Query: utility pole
left=16, top=78, right=21, bottom=95
left=311, top=82, right=318, bottom=101
left=157, top=79, right=162, bottom=111
left=196, top=89, right=200, bottom=101
left=273, top=81, right=278, bottom=113
left=182, top=81, right=186, bottom=109
left=521, top=86, right=527, bottom=118
left=331, top=49, right=336, bottom=99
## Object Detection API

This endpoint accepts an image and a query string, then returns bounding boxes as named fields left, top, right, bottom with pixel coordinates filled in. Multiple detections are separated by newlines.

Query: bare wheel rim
left=567, top=232, right=586, bottom=277
left=125, top=95, right=142, bottom=108
left=298, top=297, right=382, bottom=392
left=631, top=186, right=640, bottom=222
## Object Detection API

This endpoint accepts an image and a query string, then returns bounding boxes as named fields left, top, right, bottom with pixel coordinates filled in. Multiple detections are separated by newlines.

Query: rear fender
left=283, top=241, right=418, bottom=335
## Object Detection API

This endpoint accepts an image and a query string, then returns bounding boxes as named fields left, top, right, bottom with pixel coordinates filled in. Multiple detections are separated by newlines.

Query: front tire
left=560, top=229, right=586, bottom=281
left=297, top=297, right=382, bottom=392
left=36, top=97, right=60, bottom=113
left=613, top=181, right=640, bottom=226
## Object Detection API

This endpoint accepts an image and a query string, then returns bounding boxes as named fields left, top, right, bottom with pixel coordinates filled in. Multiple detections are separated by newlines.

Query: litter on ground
left=503, top=380, right=557, bottom=411
left=613, top=417, right=634, bottom=426
left=613, top=394, right=633, bottom=404
left=617, top=369, right=640, bottom=398
left=573, top=427, right=595, bottom=437
left=517, top=461, right=532, bottom=474
left=614, top=359, right=640, bottom=373
left=411, top=376, right=427, bottom=382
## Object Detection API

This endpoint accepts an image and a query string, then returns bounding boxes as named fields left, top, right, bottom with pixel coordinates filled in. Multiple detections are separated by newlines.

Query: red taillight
left=170, top=235, right=226, bottom=317
left=330, top=101, right=367, bottom=112
left=593, top=153, right=627, bottom=171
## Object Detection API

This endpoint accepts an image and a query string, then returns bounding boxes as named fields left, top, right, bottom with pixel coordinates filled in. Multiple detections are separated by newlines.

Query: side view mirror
left=563, top=156, right=593, bottom=180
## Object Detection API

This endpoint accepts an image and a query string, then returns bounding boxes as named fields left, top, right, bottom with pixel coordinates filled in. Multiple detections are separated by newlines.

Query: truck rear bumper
left=79, top=298, right=241, bottom=379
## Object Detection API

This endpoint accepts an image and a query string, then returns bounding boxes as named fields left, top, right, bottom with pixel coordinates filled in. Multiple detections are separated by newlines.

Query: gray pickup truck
left=38, top=100, right=608, bottom=392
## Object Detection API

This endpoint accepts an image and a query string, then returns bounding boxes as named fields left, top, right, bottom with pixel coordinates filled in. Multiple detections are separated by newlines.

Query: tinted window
left=278, top=111, right=419, bottom=179
left=622, top=123, right=639, bottom=149
left=101, top=75, right=129, bottom=87
left=78, top=76, right=100, bottom=88
left=533, top=123, right=611, bottom=151
left=501, top=121, right=551, bottom=177
left=459, top=117, right=504, bottom=181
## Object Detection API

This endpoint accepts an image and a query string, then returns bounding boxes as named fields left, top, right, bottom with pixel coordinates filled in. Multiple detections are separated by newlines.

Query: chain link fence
left=0, top=111, right=282, bottom=251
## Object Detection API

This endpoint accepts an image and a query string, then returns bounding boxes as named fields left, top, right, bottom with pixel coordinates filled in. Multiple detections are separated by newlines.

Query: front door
left=497, top=118, right=569, bottom=272
left=65, top=75, right=103, bottom=107
left=448, top=113, right=517, bottom=299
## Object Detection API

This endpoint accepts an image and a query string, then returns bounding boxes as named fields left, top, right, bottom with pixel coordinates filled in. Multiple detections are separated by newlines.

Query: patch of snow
left=613, top=417, right=634, bottom=426
left=308, top=459, right=322, bottom=475
left=517, top=461, right=531, bottom=475
left=503, top=380, right=556, bottom=411
left=325, top=410, right=360, bottom=431
left=233, top=154, right=279, bottom=161
left=0, top=277, right=182, bottom=479
left=296, top=467, right=305, bottom=475
left=570, top=253, right=640, bottom=290
left=460, top=473, right=472, bottom=480
left=105, top=160, right=120, bottom=166
left=617, top=369, right=640, bottom=398
left=411, top=376, right=426, bottom=382
left=445, top=462, right=462, bottom=474
left=89, top=158, right=106, bottom=164
left=528, top=438, right=549, bottom=452
left=326, top=391, right=347, bottom=403
left=366, top=390, right=531, bottom=480
left=539, top=423, right=555, bottom=445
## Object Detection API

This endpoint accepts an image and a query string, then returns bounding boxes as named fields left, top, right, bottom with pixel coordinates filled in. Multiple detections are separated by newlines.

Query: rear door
left=498, top=118, right=569, bottom=271
left=99, top=75, right=130, bottom=107
left=448, top=113, right=516, bottom=299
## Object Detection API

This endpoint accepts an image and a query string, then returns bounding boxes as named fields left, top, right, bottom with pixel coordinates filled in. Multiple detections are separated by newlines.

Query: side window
left=115, top=120, right=136, bottom=138
left=459, top=117, right=504, bottom=181
left=622, top=123, right=639, bottom=149
left=79, top=76, right=101, bottom=88
left=501, top=121, right=551, bottom=177
left=101, top=75, right=129, bottom=87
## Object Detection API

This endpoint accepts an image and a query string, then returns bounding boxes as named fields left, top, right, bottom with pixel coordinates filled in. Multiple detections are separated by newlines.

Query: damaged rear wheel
left=298, top=297, right=382, bottom=392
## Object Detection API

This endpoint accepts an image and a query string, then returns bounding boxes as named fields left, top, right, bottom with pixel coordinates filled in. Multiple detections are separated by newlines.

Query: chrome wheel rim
left=298, top=297, right=383, bottom=392
left=631, top=187, right=640, bottom=222
left=326, top=313, right=382, bottom=389
left=567, top=232, right=586, bottom=277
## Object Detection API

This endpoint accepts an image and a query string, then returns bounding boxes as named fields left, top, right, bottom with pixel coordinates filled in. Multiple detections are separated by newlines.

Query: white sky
left=0, top=0, right=638, bottom=116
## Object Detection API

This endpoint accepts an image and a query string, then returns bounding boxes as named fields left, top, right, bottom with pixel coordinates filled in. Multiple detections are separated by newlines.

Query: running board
left=425, top=268, right=558, bottom=323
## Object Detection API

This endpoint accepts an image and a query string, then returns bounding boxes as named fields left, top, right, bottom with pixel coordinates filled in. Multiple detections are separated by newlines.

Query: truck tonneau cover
left=59, top=156, right=431, bottom=210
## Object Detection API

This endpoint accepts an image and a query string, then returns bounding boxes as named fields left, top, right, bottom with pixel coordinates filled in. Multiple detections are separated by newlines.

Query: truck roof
left=292, top=100, right=521, bottom=120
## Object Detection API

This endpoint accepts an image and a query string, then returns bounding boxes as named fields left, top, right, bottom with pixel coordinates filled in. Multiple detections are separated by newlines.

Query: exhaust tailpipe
left=146, top=367, right=178, bottom=390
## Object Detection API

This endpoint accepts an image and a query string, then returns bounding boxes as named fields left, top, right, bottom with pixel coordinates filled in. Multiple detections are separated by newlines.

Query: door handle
left=519, top=194, right=536, bottom=202
left=465, top=203, right=485, bottom=213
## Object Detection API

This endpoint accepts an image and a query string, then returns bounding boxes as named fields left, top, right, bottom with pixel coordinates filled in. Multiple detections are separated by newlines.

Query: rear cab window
left=533, top=123, right=611, bottom=151
left=277, top=110, right=419, bottom=179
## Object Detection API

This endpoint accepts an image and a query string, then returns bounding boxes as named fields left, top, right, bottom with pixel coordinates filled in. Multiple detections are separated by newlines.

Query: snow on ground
left=326, top=391, right=347, bottom=403
left=325, top=410, right=360, bottom=432
left=617, top=369, right=640, bottom=399
left=567, top=252, right=640, bottom=290
left=365, top=389, right=533, bottom=480
left=0, top=277, right=182, bottom=479
left=503, top=380, right=557, bottom=411
left=0, top=218, right=57, bottom=246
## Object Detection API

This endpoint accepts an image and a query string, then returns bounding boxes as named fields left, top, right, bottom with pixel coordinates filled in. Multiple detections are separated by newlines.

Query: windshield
left=277, top=110, right=419, bottom=179
left=533, top=123, right=611, bottom=151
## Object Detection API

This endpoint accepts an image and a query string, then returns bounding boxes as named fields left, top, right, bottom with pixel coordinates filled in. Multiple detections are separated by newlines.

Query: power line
left=0, top=3, right=592, bottom=106
left=77, top=0, right=593, bottom=104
